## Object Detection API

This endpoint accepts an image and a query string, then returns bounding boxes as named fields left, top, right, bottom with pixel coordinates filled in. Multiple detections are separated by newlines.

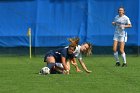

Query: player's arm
left=112, top=17, right=117, bottom=26
left=78, top=59, right=92, bottom=73
left=112, top=16, right=118, bottom=26
left=112, top=22, right=120, bottom=26
left=121, top=18, right=132, bottom=28
left=70, top=58, right=81, bottom=72
left=119, top=23, right=132, bottom=30
left=125, top=18, right=132, bottom=28
left=112, top=22, right=116, bottom=26
left=123, top=24, right=132, bottom=28
left=61, top=56, right=69, bottom=74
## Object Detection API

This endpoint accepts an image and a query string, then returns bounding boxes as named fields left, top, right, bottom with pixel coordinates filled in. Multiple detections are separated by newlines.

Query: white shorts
left=113, top=33, right=127, bottom=42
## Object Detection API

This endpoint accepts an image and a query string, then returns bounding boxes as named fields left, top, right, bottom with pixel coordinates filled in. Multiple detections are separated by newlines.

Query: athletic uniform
left=43, top=47, right=75, bottom=74
left=44, top=48, right=75, bottom=63
left=55, top=45, right=83, bottom=68
left=73, top=45, right=82, bottom=60
left=113, top=15, right=131, bottom=42
left=113, top=14, right=131, bottom=66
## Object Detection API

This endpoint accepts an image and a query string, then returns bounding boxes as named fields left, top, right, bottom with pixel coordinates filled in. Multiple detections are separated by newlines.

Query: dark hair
left=118, top=7, right=125, bottom=13
left=68, top=44, right=76, bottom=50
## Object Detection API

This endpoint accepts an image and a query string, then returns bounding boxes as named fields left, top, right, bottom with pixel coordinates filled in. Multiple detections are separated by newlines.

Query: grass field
left=0, top=55, right=140, bottom=93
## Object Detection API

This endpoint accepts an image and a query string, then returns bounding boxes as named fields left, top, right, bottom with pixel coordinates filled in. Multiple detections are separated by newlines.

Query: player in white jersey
left=112, top=7, right=132, bottom=67
left=56, top=38, right=92, bottom=73
left=65, top=41, right=92, bottom=73
left=72, top=43, right=92, bottom=73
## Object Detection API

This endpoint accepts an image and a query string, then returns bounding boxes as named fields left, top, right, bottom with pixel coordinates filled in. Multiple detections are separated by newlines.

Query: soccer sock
left=47, top=63, right=63, bottom=74
left=121, top=53, right=126, bottom=64
left=46, top=63, right=55, bottom=69
left=114, top=51, right=119, bottom=63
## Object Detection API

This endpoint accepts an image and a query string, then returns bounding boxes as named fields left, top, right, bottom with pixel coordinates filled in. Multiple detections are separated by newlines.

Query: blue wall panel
left=0, top=0, right=139, bottom=47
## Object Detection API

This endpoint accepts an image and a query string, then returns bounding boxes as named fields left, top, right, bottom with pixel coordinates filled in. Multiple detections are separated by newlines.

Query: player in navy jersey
left=42, top=45, right=76, bottom=74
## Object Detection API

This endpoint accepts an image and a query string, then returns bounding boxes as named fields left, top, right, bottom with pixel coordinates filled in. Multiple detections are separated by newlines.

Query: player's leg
left=39, top=55, right=56, bottom=74
left=44, top=56, right=57, bottom=74
left=120, top=41, right=127, bottom=67
left=113, top=34, right=120, bottom=66
left=45, top=56, right=55, bottom=69
left=55, top=63, right=65, bottom=74
left=113, top=40, right=120, bottom=66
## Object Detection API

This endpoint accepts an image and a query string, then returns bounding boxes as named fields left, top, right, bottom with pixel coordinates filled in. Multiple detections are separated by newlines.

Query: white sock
left=114, top=51, right=119, bottom=63
left=121, top=53, right=126, bottom=64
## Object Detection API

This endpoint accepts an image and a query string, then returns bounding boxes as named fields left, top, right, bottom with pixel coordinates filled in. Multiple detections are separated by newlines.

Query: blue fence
left=0, top=0, right=139, bottom=47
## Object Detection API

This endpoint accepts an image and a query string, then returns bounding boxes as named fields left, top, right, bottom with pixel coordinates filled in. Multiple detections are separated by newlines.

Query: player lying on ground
left=39, top=44, right=76, bottom=74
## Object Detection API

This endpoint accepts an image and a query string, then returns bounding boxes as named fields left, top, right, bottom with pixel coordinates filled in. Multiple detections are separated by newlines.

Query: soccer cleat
left=122, top=63, right=127, bottom=67
left=115, top=62, right=121, bottom=66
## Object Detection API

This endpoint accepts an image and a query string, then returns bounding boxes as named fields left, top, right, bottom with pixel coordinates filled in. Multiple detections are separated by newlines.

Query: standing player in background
left=112, top=7, right=132, bottom=67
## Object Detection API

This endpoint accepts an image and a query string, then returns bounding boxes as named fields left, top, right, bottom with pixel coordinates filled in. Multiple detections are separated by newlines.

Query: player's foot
left=115, top=62, right=120, bottom=66
left=122, top=63, right=127, bottom=67
left=86, top=70, right=92, bottom=73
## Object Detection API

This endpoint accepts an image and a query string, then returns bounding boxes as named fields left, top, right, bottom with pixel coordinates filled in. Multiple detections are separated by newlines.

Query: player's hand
left=112, top=22, right=116, bottom=25
left=86, top=70, right=92, bottom=73
left=76, top=69, right=83, bottom=72
left=63, top=70, right=69, bottom=74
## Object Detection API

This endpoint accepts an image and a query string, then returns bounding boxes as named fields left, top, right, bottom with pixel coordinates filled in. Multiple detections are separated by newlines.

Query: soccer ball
left=40, top=67, right=50, bottom=75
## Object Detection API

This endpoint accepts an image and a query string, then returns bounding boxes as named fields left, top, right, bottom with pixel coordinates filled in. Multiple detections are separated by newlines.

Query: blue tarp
left=0, top=0, right=139, bottom=47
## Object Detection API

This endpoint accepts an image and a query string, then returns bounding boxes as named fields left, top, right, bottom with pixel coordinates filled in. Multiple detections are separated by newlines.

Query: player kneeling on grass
left=39, top=45, right=76, bottom=75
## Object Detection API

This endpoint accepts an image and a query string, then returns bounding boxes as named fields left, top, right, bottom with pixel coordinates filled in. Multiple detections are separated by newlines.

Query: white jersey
left=114, top=15, right=131, bottom=36
left=73, top=45, right=82, bottom=60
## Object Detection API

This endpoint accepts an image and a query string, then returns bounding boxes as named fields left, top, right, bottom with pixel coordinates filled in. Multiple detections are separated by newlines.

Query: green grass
left=0, top=55, right=140, bottom=93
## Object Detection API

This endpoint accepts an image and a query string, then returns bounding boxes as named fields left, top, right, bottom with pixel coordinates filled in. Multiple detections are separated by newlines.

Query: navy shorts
left=44, top=50, right=54, bottom=62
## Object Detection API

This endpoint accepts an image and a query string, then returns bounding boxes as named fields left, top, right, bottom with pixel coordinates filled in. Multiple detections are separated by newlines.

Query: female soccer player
left=67, top=38, right=92, bottom=73
left=72, top=42, right=92, bottom=73
left=112, top=7, right=132, bottom=67
left=41, top=45, right=76, bottom=74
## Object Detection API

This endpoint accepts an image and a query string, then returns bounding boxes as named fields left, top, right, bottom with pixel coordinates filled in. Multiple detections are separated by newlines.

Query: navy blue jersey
left=44, top=48, right=74, bottom=63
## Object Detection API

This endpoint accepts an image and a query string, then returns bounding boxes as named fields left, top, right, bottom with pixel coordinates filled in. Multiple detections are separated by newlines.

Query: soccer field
left=0, top=56, right=140, bottom=93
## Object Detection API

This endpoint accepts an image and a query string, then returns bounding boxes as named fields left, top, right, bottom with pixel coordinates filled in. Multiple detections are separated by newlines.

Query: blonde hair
left=83, top=42, right=92, bottom=56
left=68, top=37, right=92, bottom=56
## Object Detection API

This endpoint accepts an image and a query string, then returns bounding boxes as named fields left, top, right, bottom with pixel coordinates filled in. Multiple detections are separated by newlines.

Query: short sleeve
left=60, top=48, right=67, bottom=58
left=126, top=17, right=131, bottom=25
left=114, top=15, right=118, bottom=22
